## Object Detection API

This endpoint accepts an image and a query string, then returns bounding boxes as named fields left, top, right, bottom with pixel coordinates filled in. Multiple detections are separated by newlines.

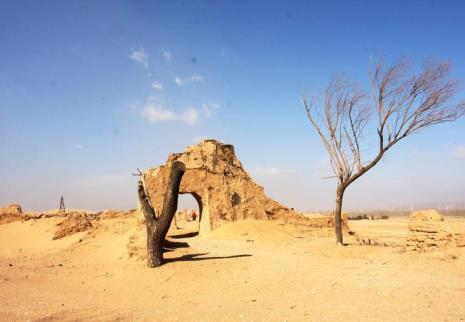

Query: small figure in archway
left=191, top=210, right=197, bottom=221
left=173, top=212, right=180, bottom=229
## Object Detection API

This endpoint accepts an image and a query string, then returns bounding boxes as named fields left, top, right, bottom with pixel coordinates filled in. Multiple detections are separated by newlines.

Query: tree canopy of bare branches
left=303, top=58, right=465, bottom=245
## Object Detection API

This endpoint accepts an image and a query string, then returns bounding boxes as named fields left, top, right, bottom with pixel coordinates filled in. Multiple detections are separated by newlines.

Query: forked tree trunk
left=137, top=161, right=186, bottom=267
left=334, top=185, right=345, bottom=245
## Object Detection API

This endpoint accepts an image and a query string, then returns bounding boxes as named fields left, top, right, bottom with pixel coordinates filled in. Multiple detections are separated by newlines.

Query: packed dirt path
left=1, top=216, right=465, bottom=321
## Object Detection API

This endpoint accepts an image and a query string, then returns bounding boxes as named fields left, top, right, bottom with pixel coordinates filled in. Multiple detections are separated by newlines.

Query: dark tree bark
left=138, top=161, right=186, bottom=267
left=334, top=186, right=345, bottom=245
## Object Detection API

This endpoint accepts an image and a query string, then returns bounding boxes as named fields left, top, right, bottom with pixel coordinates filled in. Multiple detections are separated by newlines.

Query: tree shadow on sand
left=161, top=239, right=190, bottom=253
left=170, top=231, right=199, bottom=239
left=164, top=252, right=252, bottom=263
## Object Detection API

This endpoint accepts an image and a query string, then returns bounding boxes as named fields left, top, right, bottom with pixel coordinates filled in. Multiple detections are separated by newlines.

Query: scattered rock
left=455, top=234, right=465, bottom=247
left=53, top=212, right=93, bottom=240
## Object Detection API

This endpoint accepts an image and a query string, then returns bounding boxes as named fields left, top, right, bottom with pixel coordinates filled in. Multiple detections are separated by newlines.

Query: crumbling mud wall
left=406, top=209, right=465, bottom=251
left=0, top=204, right=24, bottom=224
left=53, top=212, right=93, bottom=240
left=143, top=139, right=349, bottom=235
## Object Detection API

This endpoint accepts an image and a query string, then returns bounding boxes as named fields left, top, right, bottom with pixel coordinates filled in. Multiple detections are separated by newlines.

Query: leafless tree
left=138, top=161, right=185, bottom=267
left=303, top=58, right=465, bottom=245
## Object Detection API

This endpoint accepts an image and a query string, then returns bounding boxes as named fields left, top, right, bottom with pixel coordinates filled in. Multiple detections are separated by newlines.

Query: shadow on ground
left=170, top=231, right=199, bottom=239
left=164, top=252, right=252, bottom=263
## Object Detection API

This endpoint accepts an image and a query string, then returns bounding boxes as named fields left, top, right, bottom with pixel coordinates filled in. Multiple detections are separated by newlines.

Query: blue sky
left=1, top=0, right=465, bottom=211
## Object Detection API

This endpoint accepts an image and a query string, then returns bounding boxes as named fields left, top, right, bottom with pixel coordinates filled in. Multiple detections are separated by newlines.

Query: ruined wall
left=0, top=204, right=24, bottom=224
left=143, top=139, right=336, bottom=234
left=406, top=209, right=465, bottom=251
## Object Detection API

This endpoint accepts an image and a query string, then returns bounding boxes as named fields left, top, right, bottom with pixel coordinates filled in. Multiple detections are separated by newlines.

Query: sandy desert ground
left=1, top=214, right=465, bottom=322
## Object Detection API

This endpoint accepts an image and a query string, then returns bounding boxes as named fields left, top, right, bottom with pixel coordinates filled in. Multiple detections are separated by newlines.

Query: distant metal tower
left=59, top=196, right=65, bottom=213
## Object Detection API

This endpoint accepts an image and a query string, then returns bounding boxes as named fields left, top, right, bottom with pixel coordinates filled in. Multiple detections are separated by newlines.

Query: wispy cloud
left=174, top=74, right=204, bottom=86
left=141, top=105, right=177, bottom=123
left=451, top=145, right=465, bottom=160
left=74, top=144, right=84, bottom=149
left=140, top=99, right=199, bottom=125
left=202, top=103, right=220, bottom=117
left=151, top=80, right=163, bottom=91
left=181, top=107, right=199, bottom=124
left=162, top=49, right=171, bottom=62
left=252, top=166, right=297, bottom=176
left=191, top=74, right=203, bottom=81
left=174, top=76, right=184, bottom=86
left=129, top=47, right=149, bottom=69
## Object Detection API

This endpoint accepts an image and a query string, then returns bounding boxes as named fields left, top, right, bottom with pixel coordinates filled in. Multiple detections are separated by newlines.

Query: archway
left=171, top=192, right=203, bottom=237
left=143, top=139, right=303, bottom=235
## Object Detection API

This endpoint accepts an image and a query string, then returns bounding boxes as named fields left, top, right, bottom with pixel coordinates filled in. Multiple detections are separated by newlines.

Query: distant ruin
left=406, top=209, right=465, bottom=251
left=142, top=139, right=344, bottom=235
left=0, top=204, right=23, bottom=224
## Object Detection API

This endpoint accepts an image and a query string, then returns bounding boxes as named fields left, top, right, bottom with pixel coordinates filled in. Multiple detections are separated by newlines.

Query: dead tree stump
left=138, top=161, right=185, bottom=267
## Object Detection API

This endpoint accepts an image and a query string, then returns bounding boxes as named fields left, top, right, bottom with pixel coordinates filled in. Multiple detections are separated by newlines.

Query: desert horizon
left=2, top=1, right=465, bottom=321
left=2, top=139, right=465, bottom=321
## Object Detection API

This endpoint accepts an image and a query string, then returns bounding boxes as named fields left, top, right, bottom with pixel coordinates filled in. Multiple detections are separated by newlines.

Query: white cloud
left=202, top=103, right=220, bottom=117
left=174, top=74, right=204, bottom=86
left=191, top=74, right=203, bottom=81
left=451, top=145, right=465, bottom=160
left=174, top=76, right=185, bottom=86
left=140, top=100, right=199, bottom=125
left=162, top=49, right=171, bottom=62
left=151, top=80, right=163, bottom=91
left=129, top=47, right=149, bottom=69
left=141, top=105, right=177, bottom=123
left=74, top=144, right=84, bottom=149
left=252, top=167, right=297, bottom=176
left=181, top=107, right=199, bottom=124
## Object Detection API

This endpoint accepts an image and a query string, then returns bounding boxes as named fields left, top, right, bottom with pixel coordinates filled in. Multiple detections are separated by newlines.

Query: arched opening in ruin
left=173, top=192, right=203, bottom=236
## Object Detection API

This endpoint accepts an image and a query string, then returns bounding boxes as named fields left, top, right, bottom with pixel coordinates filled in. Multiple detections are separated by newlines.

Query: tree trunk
left=138, top=161, right=186, bottom=267
left=334, top=185, right=345, bottom=245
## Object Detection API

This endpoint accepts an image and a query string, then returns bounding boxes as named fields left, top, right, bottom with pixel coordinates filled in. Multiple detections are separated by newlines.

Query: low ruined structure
left=143, top=139, right=342, bottom=235
left=406, top=209, right=465, bottom=251
left=53, top=212, right=93, bottom=240
left=0, top=204, right=24, bottom=224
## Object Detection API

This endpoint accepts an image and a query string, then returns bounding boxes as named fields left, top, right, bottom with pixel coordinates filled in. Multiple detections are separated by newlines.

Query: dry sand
left=1, top=215, right=465, bottom=321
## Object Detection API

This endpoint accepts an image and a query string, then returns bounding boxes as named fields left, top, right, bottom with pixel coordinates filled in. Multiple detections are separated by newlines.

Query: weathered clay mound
left=143, top=139, right=343, bottom=235
left=95, top=208, right=138, bottom=219
left=53, top=212, right=93, bottom=240
left=0, top=204, right=24, bottom=224
left=409, top=210, right=443, bottom=222
left=292, top=213, right=351, bottom=230
left=406, top=209, right=464, bottom=251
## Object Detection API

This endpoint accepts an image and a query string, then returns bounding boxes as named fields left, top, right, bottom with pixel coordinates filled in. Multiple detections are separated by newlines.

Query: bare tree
left=303, top=58, right=465, bottom=245
left=138, top=161, right=185, bottom=267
